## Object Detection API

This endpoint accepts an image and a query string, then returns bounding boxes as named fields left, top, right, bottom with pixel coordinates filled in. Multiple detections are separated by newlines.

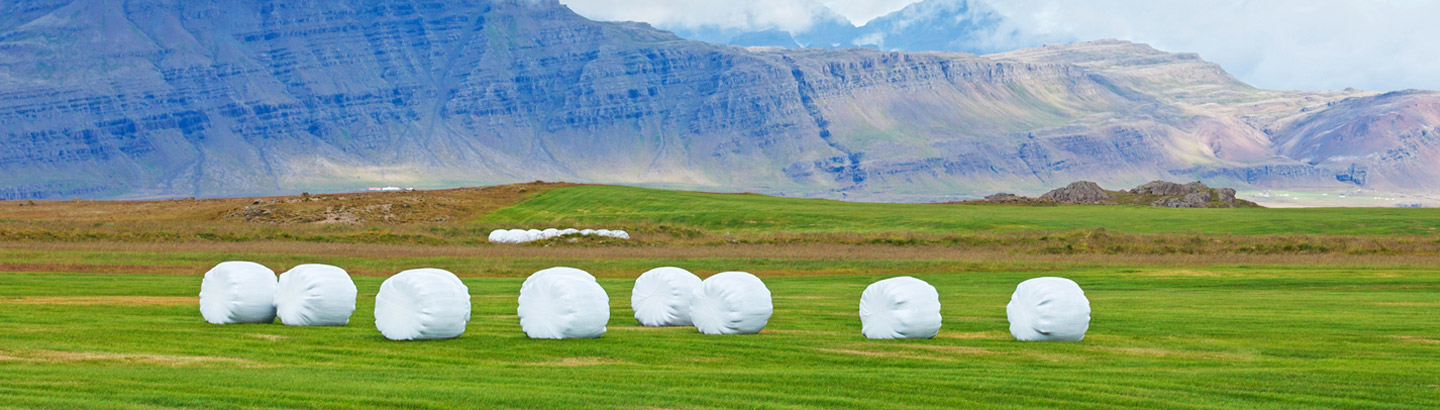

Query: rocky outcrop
left=1131, top=181, right=1205, bottom=196
left=1152, top=191, right=1211, bottom=208
left=970, top=180, right=1258, bottom=208
left=1040, top=182, right=1117, bottom=204
left=1217, top=188, right=1237, bottom=203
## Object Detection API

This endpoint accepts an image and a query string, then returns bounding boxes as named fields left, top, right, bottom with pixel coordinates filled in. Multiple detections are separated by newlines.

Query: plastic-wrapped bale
left=375, top=269, right=472, bottom=341
left=609, top=230, right=631, bottom=240
left=631, top=267, right=703, bottom=326
left=1007, top=277, right=1091, bottom=342
left=276, top=264, right=358, bottom=326
left=690, top=272, right=772, bottom=335
left=560, top=228, right=580, bottom=236
left=506, top=229, right=532, bottom=243
left=517, top=267, right=609, bottom=339
left=488, top=229, right=507, bottom=243
left=521, top=266, right=596, bottom=290
left=859, top=277, right=942, bottom=339
left=580, top=229, right=596, bottom=236
left=541, top=228, right=560, bottom=239
left=526, top=229, right=543, bottom=240
left=504, top=230, right=532, bottom=243
left=594, top=229, right=612, bottom=237
left=199, top=261, right=278, bottom=324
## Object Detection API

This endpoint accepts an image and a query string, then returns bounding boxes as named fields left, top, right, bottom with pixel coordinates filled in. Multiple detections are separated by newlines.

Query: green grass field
left=2, top=185, right=1439, bottom=408
left=1, top=260, right=1436, bottom=408
left=482, top=185, right=1440, bottom=235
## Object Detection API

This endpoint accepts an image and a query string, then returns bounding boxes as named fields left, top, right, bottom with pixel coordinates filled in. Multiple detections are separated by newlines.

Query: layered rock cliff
left=1, top=0, right=1437, bottom=200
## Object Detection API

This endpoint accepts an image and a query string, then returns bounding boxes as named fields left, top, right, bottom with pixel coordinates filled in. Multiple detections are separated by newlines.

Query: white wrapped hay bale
left=610, top=230, right=631, bottom=239
left=690, top=272, right=772, bottom=335
left=507, top=229, right=532, bottom=243
left=541, top=228, right=560, bottom=239
left=631, top=267, right=703, bottom=326
left=1007, top=277, right=1091, bottom=342
left=506, top=230, right=529, bottom=243
left=488, top=229, right=507, bottom=243
left=199, top=261, right=278, bottom=324
left=560, top=228, right=579, bottom=236
left=521, top=266, right=596, bottom=291
left=580, top=229, right=596, bottom=236
left=375, top=269, right=472, bottom=341
left=517, top=267, right=609, bottom=339
left=276, top=264, right=358, bottom=326
left=594, top=229, right=612, bottom=237
left=526, top=229, right=543, bottom=240
left=859, top=277, right=942, bottom=339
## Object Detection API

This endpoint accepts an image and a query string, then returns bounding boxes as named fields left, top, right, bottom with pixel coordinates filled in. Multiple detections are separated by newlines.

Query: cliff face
left=1, top=1, right=1437, bottom=200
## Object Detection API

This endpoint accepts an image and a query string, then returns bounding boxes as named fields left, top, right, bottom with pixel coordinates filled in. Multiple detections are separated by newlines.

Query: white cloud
left=560, top=0, right=835, bottom=32
left=984, top=0, right=1440, bottom=92
left=559, top=0, right=916, bottom=31
left=821, top=0, right=919, bottom=25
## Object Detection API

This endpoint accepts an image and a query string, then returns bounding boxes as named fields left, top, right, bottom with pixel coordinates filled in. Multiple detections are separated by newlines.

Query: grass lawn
left=1, top=254, right=1437, bottom=409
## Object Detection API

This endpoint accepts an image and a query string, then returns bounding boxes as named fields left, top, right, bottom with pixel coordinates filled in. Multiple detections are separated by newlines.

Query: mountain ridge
left=1, top=0, right=1438, bottom=202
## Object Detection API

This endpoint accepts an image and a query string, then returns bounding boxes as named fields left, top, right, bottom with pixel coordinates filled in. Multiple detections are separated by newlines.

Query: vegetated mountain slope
left=1, top=0, right=1437, bottom=201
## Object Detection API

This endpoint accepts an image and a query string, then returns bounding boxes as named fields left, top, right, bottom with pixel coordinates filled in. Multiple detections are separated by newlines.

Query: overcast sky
left=559, top=0, right=1440, bottom=92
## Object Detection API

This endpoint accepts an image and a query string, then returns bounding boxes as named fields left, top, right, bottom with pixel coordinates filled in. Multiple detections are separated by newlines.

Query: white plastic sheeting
left=631, top=267, right=703, bottom=326
left=488, top=228, right=631, bottom=243
left=507, top=229, right=532, bottom=243
left=275, top=264, right=358, bottom=326
left=859, top=277, right=942, bottom=339
left=199, top=261, right=278, bottom=324
left=375, top=269, right=472, bottom=341
left=1007, top=277, right=1091, bottom=342
left=690, top=272, right=772, bottom=335
left=517, top=267, right=610, bottom=339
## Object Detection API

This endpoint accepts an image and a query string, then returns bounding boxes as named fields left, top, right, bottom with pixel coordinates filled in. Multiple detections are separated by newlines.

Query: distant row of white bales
left=201, top=262, right=1091, bottom=341
left=488, top=228, right=630, bottom=243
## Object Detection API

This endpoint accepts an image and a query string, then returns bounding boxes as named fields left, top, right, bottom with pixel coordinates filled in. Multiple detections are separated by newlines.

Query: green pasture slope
left=482, top=185, right=1440, bottom=235
left=1, top=263, right=1437, bottom=409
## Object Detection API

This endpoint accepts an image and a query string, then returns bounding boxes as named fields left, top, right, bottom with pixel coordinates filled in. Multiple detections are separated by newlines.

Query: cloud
left=985, top=0, right=1440, bottom=92
left=559, top=0, right=916, bottom=31
left=820, top=0, right=919, bottom=25
left=560, top=0, right=836, bottom=32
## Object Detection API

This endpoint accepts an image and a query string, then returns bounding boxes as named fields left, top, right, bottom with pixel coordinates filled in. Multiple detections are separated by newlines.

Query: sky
left=559, top=0, right=1440, bottom=92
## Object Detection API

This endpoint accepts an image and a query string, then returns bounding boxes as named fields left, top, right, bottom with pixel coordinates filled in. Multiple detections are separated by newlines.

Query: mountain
left=1, top=0, right=1438, bottom=201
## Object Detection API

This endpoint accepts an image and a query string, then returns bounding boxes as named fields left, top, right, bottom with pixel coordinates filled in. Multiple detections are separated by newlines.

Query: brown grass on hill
left=5, top=241, right=1440, bottom=279
left=0, top=182, right=567, bottom=225
left=0, top=262, right=194, bottom=275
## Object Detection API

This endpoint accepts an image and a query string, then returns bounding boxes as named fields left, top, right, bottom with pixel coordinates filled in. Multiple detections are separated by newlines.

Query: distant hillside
left=3, top=0, right=1440, bottom=201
